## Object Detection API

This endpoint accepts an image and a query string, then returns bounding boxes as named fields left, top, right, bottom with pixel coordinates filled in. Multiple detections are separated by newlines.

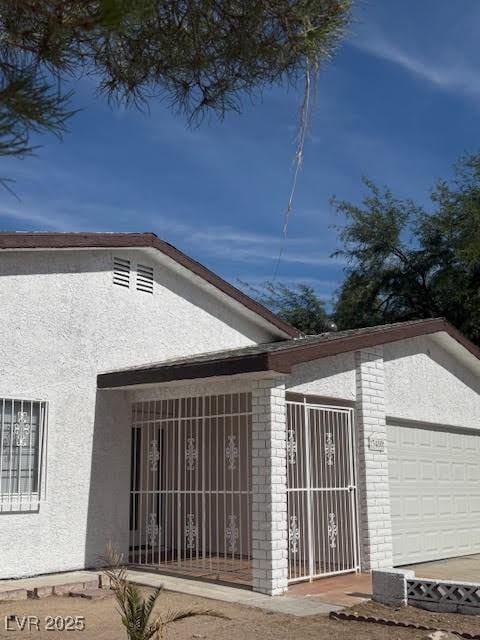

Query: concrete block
left=372, top=568, right=414, bottom=607
left=458, top=604, right=480, bottom=616
left=29, top=586, right=53, bottom=599
left=83, top=578, right=99, bottom=590
left=53, top=581, right=93, bottom=596
left=98, top=574, right=112, bottom=590
left=411, top=600, right=457, bottom=614
left=0, top=589, right=28, bottom=602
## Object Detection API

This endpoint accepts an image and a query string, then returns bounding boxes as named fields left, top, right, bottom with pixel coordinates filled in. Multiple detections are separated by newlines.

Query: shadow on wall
left=287, top=352, right=356, bottom=403
left=84, top=389, right=131, bottom=569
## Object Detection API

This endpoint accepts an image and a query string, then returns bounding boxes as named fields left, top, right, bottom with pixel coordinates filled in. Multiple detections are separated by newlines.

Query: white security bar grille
left=0, top=398, right=47, bottom=512
left=136, top=264, right=154, bottom=294
left=130, top=393, right=252, bottom=585
left=287, top=401, right=359, bottom=583
left=113, top=257, right=131, bottom=288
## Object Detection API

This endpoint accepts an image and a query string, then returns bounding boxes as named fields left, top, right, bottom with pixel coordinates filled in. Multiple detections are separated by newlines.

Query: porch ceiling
left=97, top=318, right=479, bottom=389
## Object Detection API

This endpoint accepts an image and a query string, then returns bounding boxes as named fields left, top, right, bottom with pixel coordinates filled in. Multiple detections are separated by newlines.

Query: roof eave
left=268, top=318, right=474, bottom=370
left=97, top=352, right=276, bottom=389
left=97, top=318, right=480, bottom=390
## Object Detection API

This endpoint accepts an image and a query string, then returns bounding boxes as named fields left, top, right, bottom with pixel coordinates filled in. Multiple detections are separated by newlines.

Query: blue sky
left=1, top=0, right=479, bottom=305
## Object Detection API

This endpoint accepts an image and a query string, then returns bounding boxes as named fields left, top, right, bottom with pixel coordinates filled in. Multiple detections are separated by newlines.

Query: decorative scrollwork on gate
left=13, top=411, right=31, bottom=447
left=185, top=513, right=197, bottom=550
left=225, top=514, right=239, bottom=554
left=185, top=437, right=197, bottom=471
left=289, top=515, right=300, bottom=554
left=325, top=432, right=335, bottom=466
left=146, top=513, right=159, bottom=547
left=328, top=512, right=338, bottom=549
left=225, top=435, right=238, bottom=471
left=149, top=439, right=160, bottom=471
left=287, top=429, right=297, bottom=465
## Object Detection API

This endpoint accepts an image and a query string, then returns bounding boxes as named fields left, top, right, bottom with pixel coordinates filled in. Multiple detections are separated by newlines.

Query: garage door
left=388, top=422, right=480, bottom=565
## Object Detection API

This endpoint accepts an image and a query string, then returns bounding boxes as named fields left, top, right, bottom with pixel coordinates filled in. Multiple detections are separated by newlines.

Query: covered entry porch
left=120, top=378, right=359, bottom=593
left=97, top=334, right=394, bottom=594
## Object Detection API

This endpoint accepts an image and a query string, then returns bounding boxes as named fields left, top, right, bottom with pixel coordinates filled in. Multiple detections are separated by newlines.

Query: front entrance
left=129, top=393, right=252, bottom=586
left=286, top=401, right=359, bottom=583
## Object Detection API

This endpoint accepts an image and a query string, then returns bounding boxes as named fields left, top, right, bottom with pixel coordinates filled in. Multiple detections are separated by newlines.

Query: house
left=1, top=231, right=479, bottom=596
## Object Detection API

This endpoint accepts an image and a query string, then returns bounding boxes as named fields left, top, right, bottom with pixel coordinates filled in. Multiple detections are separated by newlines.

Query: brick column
left=251, top=378, right=289, bottom=595
left=355, top=346, right=393, bottom=571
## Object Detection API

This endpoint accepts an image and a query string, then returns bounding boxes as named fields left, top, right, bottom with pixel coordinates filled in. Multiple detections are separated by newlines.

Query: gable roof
left=97, top=318, right=480, bottom=388
left=0, top=231, right=299, bottom=339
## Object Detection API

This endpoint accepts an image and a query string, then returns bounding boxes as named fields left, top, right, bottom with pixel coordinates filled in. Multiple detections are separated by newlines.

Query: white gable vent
left=136, top=264, right=154, bottom=294
left=113, top=257, right=131, bottom=288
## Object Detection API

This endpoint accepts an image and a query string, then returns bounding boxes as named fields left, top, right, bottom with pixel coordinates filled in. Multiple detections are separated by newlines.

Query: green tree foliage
left=247, top=280, right=332, bottom=334
left=332, top=154, right=480, bottom=345
left=0, top=0, right=351, bottom=170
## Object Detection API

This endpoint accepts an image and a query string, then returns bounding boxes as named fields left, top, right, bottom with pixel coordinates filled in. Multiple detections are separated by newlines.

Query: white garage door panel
left=388, top=423, right=480, bottom=565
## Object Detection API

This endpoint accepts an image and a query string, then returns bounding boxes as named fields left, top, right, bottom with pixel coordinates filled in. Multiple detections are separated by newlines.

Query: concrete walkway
left=288, top=572, right=371, bottom=607
left=0, top=569, right=340, bottom=617
left=127, top=570, right=340, bottom=616
left=404, top=553, right=480, bottom=582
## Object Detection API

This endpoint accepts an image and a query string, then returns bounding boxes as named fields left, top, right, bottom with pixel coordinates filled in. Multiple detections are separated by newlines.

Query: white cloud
left=351, top=27, right=480, bottom=99
left=0, top=206, right=77, bottom=231
left=0, top=200, right=342, bottom=269
left=169, top=226, right=344, bottom=267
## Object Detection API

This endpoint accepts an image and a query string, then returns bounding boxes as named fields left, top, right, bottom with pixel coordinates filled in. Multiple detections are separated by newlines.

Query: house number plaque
left=368, top=434, right=385, bottom=452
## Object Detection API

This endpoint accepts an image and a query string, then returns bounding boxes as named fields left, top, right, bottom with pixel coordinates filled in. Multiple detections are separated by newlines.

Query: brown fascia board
left=97, top=352, right=272, bottom=389
left=268, top=318, right=480, bottom=371
left=97, top=318, right=480, bottom=389
left=0, top=232, right=299, bottom=339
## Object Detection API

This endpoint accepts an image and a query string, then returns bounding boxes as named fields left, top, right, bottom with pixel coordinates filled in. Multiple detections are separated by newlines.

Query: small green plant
left=101, top=545, right=228, bottom=640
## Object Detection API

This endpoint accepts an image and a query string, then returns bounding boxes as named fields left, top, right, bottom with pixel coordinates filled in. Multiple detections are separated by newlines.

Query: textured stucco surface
left=0, top=248, right=278, bottom=579
left=287, top=353, right=356, bottom=401
left=384, top=335, right=480, bottom=429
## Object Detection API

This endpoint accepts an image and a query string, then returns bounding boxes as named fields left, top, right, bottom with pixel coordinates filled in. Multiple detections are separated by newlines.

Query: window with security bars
left=0, top=398, right=47, bottom=506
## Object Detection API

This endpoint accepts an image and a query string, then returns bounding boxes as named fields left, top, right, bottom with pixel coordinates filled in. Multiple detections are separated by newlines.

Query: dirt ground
left=0, top=589, right=478, bottom=640
left=352, top=600, right=480, bottom=636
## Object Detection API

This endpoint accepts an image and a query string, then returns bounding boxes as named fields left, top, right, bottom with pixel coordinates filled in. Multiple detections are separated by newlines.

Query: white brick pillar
left=251, top=378, right=289, bottom=595
left=355, top=346, right=393, bottom=571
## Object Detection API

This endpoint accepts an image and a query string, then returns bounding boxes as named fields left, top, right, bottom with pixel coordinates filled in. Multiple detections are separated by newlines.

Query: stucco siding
left=384, top=335, right=480, bottom=429
left=0, top=249, right=278, bottom=579
left=287, top=352, right=356, bottom=402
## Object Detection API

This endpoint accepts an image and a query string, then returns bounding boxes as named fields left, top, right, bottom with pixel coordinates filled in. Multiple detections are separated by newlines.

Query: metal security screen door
left=130, top=394, right=252, bottom=586
left=286, top=401, right=359, bottom=583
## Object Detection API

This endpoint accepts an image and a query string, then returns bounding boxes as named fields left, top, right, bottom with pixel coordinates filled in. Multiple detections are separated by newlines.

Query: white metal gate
left=130, top=394, right=252, bottom=585
left=286, top=401, right=359, bottom=583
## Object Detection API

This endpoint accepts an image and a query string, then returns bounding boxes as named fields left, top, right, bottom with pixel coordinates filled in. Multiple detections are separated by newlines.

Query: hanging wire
left=273, top=59, right=317, bottom=280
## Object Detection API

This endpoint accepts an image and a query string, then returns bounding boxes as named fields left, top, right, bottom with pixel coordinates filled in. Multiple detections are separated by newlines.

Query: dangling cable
left=273, top=60, right=316, bottom=279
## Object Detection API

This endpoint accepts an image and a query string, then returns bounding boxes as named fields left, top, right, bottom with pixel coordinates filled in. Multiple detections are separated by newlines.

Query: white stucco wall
left=0, top=248, right=279, bottom=579
left=286, top=352, right=356, bottom=402
left=384, top=335, right=480, bottom=429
